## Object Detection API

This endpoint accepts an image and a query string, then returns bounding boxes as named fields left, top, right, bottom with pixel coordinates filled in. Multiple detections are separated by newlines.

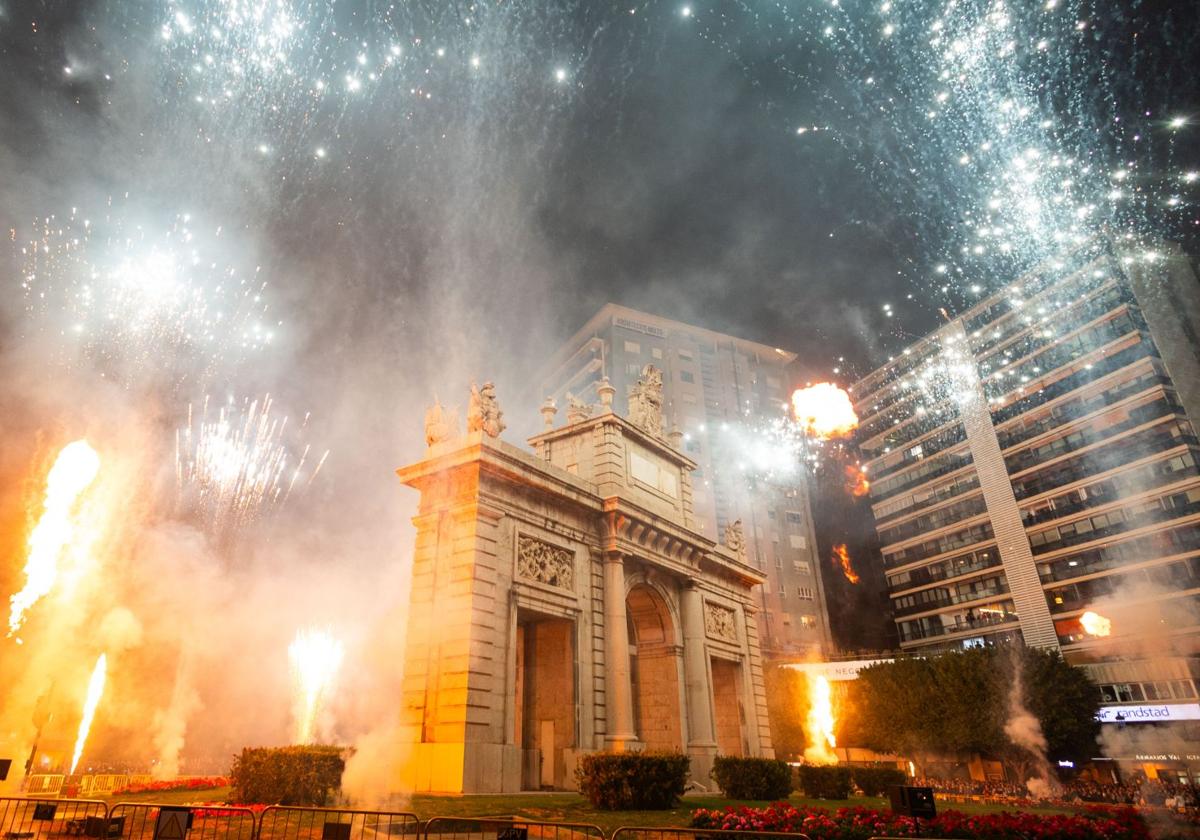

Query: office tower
left=852, top=240, right=1200, bottom=709
left=541, top=304, right=833, bottom=658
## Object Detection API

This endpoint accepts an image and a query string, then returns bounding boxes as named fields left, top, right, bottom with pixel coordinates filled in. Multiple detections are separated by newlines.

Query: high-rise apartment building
left=541, top=304, right=833, bottom=658
left=851, top=240, right=1200, bottom=714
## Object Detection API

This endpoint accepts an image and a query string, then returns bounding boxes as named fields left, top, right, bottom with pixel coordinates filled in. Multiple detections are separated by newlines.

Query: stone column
left=604, top=551, right=637, bottom=749
left=681, top=583, right=718, bottom=786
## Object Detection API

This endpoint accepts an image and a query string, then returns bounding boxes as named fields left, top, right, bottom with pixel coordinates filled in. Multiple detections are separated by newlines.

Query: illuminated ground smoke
left=289, top=628, right=344, bottom=745
left=175, top=395, right=327, bottom=535
left=70, top=653, right=108, bottom=774
left=8, top=440, right=101, bottom=637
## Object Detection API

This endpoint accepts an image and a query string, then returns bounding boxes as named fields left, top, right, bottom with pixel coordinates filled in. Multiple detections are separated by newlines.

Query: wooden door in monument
left=710, top=656, right=745, bottom=756
left=626, top=584, right=683, bottom=752
left=518, top=614, right=575, bottom=790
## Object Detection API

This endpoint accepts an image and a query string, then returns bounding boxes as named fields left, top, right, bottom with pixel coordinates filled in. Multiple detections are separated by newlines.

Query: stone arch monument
left=395, top=378, right=773, bottom=792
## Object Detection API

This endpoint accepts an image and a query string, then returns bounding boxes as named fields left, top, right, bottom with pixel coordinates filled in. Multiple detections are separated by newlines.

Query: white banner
left=1096, top=703, right=1200, bottom=723
left=785, top=658, right=894, bottom=681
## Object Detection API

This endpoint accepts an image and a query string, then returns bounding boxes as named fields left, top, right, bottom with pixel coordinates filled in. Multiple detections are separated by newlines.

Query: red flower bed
left=690, top=803, right=1168, bottom=840
left=113, top=776, right=230, bottom=795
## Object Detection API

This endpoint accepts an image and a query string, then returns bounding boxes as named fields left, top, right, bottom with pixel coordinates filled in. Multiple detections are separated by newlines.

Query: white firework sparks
left=17, top=205, right=277, bottom=378
left=175, top=394, right=328, bottom=534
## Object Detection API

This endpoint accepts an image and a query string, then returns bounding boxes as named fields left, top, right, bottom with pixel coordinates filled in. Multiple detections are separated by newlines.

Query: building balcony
left=878, top=493, right=988, bottom=549
left=996, top=370, right=1169, bottom=451
left=989, top=338, right=1157, bottom=426
left=887, top=545, right=1003, bottom=593
left=983, top=309, right=1144, bottom=405
left=975, top=284, right=1135, bottom=375
left=1021, top=452, right=1199, bottom=528
left=1003, top=397, right=1182, bottom=475
left=1011, top=422, right=1197, bottom=501
left=884, top=521, right=994, bottom=569
left=873, top=472, right=982, bottom=526
left=1037, top=521, right=1200, bottom=584
left=1030, top=496, right=1200, bottom=557
left=969, top=275, right=1120, bottom=358
left=893, top=583, right=1011, bottom=618
left=869, top=423, right=968, bottom=481
left=898, top=605, right=1020, bottom=644
left=870, top=450, right=975, bottom=503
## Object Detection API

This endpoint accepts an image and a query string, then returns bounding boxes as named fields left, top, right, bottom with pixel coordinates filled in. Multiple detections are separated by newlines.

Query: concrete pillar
left=604, top=552, right=637, bottom=749
left=681, top=583, right=718, bottom=785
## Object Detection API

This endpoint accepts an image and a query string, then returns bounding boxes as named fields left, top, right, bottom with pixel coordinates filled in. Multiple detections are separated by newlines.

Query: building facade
left=394, top=378, right=773, bottom=793
left=851, top=240, right=1200, bottom=775
left=540, top=304, right=832, bottom=659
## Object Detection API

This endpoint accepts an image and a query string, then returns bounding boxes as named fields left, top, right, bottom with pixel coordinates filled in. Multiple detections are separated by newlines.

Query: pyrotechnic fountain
left=289, top=628, right=344, bottom=745
left=803, top=674, right=839, bottom=765
left=8, top=440, right=101, bottom=637
left=176, top=394, right=328, bottom=535
left=70, top=654, right=108, bottom=774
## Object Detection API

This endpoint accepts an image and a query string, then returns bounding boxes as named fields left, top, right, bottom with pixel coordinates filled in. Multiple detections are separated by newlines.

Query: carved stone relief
left=516, top=533, right=574, bottom=590
left=704, top=601, right=737, bottom=641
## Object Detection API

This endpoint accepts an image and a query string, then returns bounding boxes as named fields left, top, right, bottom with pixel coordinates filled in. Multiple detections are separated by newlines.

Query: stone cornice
left=601, top=496, right=766, bottom=588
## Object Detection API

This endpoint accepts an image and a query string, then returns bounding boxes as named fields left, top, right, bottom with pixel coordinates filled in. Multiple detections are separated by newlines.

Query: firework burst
left=16, top=205, right=276, bottom=382
left=175, top=394, right=328, bottom=535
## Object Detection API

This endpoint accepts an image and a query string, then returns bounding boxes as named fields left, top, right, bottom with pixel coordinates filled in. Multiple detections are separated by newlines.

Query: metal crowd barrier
left=0, top=797, right=108, bottom=840
left=258, top=807, right=419, bottom=840
left=424, top=816, right=605, bottom=840
left=107, top=803, right=259, bottom=840
left=19, top=779, right=64, bottom=798
left=2, top=800, right=825, bottom=840
left=612, top=829, right=811, bottom=840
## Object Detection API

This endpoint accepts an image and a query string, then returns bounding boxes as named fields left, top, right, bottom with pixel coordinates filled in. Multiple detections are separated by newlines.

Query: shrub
left=851, top=766, right=908, bottom=797
left=576, top=752, right=690, bottom=810
left=711, top=756, right=793, bottom=801
left=797, top=765, right=852, bottom=800
left=230, top=746, right=345, bottom=805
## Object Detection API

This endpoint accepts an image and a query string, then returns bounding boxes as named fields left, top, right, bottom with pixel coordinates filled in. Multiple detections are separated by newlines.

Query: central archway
left=627, top=583, right=683, bottom=752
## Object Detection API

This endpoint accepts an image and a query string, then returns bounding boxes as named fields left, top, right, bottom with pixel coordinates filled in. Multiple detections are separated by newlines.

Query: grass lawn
left=100, top=788, right=1079, bottom=832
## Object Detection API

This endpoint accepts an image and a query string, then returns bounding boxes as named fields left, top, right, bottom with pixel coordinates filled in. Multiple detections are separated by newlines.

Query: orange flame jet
left=832, top=543, right=860, bottom=584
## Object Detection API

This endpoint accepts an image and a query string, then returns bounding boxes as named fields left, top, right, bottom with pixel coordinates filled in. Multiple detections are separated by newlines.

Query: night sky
left=0, top=0, right=1197, bottom=518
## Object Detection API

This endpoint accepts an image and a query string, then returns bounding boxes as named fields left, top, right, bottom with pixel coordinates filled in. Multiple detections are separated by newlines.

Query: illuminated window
left=624, top=340, right=641, bottom=354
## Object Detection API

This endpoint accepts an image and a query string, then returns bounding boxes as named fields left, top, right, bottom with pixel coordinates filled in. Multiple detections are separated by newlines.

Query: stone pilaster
left=603, top=551, right=638, bottom=749
left=741, top=604, right=774, bottom=757
left=681, top=583, right=717, bottom=785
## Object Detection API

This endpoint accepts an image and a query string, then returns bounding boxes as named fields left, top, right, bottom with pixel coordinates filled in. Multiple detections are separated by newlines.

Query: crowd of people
left=918, top=774, right=1200, bottom=810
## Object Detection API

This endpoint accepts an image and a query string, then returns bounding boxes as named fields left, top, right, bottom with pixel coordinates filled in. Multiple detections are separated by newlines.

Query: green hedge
left=576, top=752, right=690, bottom=810
left=852, top=766, right=908, bottom=797
left=230, top=745, right=345, bottom=805
left=797, top=764, right=852, bottom=800
left=711, top=756, right=793, bottom=800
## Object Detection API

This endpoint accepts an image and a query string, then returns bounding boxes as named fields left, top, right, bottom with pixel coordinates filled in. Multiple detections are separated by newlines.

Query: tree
left=763, top=664, right=808, bottom=760
left=843, top=646, right=1100, bottom=776
left=1019, top=646, right=1101, bottom=765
